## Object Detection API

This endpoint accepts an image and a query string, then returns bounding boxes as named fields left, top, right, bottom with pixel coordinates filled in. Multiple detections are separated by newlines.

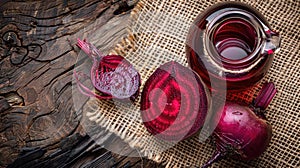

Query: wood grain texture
left=0, top=0, right=163, bottom=167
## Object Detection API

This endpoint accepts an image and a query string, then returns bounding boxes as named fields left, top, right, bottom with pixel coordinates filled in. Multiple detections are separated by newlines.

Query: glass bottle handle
left=263, top=30, right=281, bottom=55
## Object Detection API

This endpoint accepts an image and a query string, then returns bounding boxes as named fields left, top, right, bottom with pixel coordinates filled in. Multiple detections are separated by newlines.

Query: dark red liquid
left=186, top=2, right=276, bottom=91
left=213, top=19, right=257, bottom=61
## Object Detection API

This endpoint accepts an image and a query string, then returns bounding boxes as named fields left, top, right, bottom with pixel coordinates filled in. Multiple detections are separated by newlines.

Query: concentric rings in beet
left=140, top=61, right=209, bottom=141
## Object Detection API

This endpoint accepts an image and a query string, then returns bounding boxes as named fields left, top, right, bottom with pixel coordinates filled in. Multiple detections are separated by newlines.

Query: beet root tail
left=202, top=151, right=225, bottom=168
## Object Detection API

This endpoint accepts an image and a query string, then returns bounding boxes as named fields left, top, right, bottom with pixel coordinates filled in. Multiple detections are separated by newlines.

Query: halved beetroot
left=140, top=61, right=209, bottom=141
left=74, top=39, right=141, bottom=102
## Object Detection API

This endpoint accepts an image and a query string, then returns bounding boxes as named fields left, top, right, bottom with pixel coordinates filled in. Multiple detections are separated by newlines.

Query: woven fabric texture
left=84, top=0, right=300, bottom=167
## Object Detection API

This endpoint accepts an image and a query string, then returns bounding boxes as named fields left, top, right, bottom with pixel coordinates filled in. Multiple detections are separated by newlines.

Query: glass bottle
left=186, top=2, right=281, bottom=91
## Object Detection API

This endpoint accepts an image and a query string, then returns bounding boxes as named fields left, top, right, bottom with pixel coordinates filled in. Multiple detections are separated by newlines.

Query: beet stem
left=77, top=38, right=103, bottom=60
left=253, top=82, right=277, bottom=110
left=202, top=151, right=225, bottom=168
left=77, top=38, right=91, bottom=55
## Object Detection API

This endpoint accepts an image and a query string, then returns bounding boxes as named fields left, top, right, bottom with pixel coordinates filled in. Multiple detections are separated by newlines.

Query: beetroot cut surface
left=74, top=39, right=141, bottom=102
left=140, top=61, right=209, bottom=141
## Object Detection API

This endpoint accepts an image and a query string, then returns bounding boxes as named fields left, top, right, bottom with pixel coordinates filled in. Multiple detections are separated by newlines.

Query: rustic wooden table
left=0, top=1, right=164, bottom=167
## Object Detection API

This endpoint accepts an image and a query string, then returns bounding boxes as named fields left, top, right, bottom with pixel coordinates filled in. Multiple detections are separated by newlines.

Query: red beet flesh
left=203, top=82, right=277, bottom=167
left=140, top=61, right=209, bottom=141
left=74, top=39, right=140, bottom=101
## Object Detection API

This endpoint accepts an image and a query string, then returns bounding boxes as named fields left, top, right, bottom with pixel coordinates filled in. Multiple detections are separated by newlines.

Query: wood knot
left=2, top=31, right=19, bottom=46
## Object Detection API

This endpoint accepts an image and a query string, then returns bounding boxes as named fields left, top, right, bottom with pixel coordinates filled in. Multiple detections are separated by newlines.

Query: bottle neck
left=204, top=8, right=273, bottom=70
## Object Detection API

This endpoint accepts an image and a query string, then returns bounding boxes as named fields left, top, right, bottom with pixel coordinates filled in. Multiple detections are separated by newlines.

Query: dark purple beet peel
left=140, top=61, right=209, bottom=141
left=74, top=38, right=141, bottom=102
left=203, top=82, right=277, bottom=168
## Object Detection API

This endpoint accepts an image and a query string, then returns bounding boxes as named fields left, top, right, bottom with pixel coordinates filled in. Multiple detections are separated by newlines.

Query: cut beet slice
left=140, top=61, right=209, bottom=141
left=74, top=38, right=141, bottom=102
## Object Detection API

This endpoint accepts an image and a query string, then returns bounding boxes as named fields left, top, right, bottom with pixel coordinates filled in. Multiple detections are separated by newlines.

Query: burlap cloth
left=83, top=0, right=300, bottom=167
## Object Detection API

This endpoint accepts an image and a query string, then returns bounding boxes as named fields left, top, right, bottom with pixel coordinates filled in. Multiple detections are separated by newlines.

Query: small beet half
left=202, top=82, right=277, bottom=167
left=74, top=39, right=141, bottom=102
left=140, top=61, right=209, bottom=141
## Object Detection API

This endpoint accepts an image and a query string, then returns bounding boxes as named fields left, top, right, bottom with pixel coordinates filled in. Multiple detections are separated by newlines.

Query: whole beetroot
left=203, top=82, right=277, bottom=167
